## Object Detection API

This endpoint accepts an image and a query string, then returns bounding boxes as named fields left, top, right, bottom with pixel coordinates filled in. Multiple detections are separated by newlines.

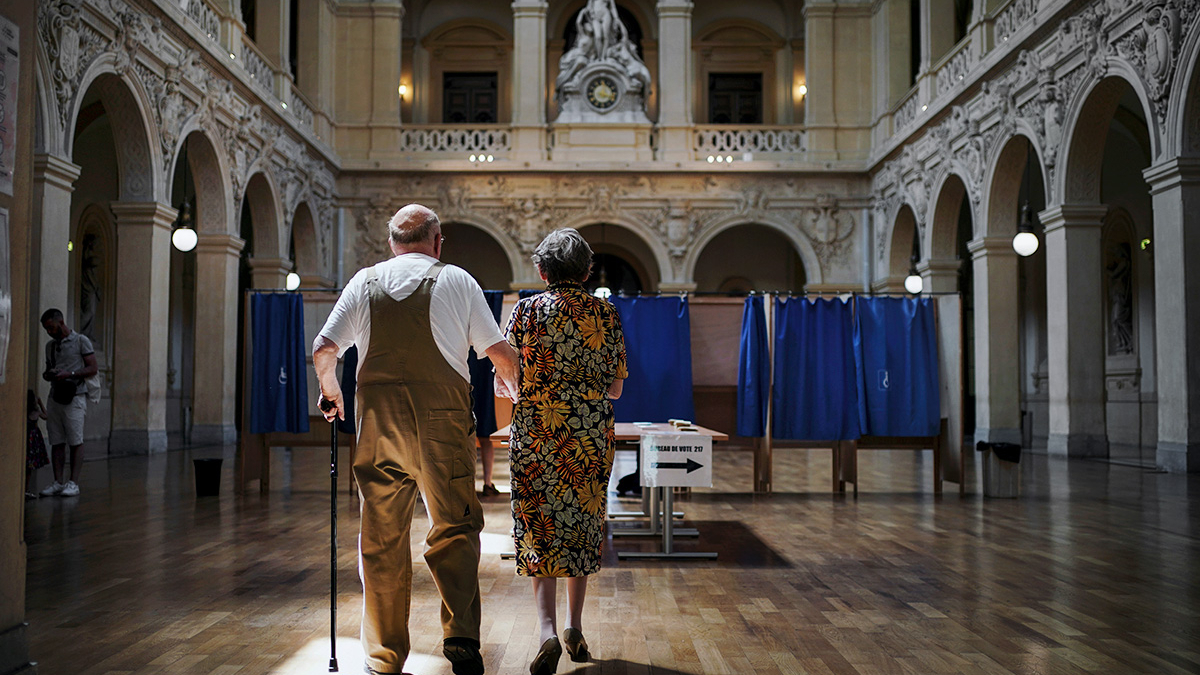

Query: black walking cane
left=320, top=397, right=340, bottom=672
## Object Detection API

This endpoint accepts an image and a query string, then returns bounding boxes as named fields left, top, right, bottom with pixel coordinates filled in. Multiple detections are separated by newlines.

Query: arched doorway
left=693, top=223, right=806, bottom=293
left=1053, top=76, right=1157, bottom=461
left=439, top=222, right=514, bottom=290
left=576, top=222, right=659, bottom=295
left=978, top=135, right=1046, bottom=450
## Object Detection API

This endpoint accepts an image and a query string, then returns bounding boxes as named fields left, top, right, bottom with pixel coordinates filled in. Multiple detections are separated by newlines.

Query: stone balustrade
left=994, top=0, right=1041, bottom=45
left=692, top=125, right=807, bottom=161
left=289, top=89, right=315, bottom=132
left=398, top=125, right=512, bottom=158
left=182, top=0, right=220, bottom=42
left=893, top=91, right=920, bottom=134
left=240, top=36, right=276, bottom=98
left=935, top=39, right=975, bottom=100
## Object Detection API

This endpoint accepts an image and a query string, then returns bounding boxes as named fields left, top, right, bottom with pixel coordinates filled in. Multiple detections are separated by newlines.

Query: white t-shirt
left=318, top=253, right=506, bottom=381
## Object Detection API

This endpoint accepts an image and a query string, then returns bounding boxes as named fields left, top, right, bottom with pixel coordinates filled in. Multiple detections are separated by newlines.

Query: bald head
left=386, top=204, right=442, bottom=258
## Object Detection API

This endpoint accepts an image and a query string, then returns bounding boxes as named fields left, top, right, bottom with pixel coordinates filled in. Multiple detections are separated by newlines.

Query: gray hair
left=533, top=228, right=592, bottom=284
left=388, top=204, right=440, bottom=245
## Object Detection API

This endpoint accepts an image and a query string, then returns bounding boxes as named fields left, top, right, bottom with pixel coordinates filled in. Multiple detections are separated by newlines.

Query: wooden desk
left=490, top=422, right=729, bottom=443
left=237, top=415, right=357, bottom=495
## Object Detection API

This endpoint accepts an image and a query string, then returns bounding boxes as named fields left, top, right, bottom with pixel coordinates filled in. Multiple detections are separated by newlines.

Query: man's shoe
left=479, top=483, right=501, bottom=497
left=25, top=492, right=38, bottom=500
left=443, top=638, right=484, bottom=675
left=60, top=481, right=80, bottom=497
left=40, top=482, right=63, bottom=497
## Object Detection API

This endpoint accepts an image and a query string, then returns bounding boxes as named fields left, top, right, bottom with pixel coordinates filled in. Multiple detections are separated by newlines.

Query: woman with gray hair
left=503, top=228, right=627, bottom=674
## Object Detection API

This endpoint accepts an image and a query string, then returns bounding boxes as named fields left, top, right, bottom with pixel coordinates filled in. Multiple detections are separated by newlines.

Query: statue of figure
left=554, top=0, right=651, bottom=123
left=1107, top=242, right=1134, bottom=355
left=79, top=233, right=101, bottom=344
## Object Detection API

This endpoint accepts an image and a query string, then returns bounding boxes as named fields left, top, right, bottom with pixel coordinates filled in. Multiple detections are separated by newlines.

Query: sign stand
left=611, top=485, right=698, bottom=538
left=616, top=431, right=717, bottom=560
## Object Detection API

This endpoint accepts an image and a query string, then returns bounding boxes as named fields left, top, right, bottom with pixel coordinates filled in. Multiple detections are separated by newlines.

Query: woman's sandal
left=562, top=627, right=590, bottom=662
left=530, top=636, right=562, bottom=675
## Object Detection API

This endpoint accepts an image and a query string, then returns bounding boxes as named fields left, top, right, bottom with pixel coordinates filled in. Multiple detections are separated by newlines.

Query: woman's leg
left=565, top=576, right=587, bottom=630
left=532, top=577, right=558, bottom=643
left=479, top=438, right=495, bottom=487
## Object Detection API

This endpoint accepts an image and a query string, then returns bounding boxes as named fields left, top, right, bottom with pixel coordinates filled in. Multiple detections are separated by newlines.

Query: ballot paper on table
left=640, top=431, right=712, bottom=488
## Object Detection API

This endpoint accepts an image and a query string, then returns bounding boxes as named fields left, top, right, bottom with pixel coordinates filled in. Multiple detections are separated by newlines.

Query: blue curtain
left=609, top=296, right=695, bottom=423
left=853, top=296, right=940, bottom=437
left=250, top=293, right=309, bottom=434
left=772, top=297, right=861, bottom=440
left=736, top=296, right=768, bottom=437
left=467, top=290, right=506, bottom=436
left=518, top=289, right=542, bottom=300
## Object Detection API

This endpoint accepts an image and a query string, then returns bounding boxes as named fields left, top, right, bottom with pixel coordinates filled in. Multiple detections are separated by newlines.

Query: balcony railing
left=994, top=0, right=1040, bottom=45
left=289, top=88, right=315, bottom=132
left=893, top=90, right=920, bottom=134
left=692, top=125, right=806, bottom=161
left=935, top=39, right=974, bottom=99
left=240, top=37, right=275, bottom=98
left=181, top=0, right=220, bottom=42
left=398, top=125, right=512, bottom=158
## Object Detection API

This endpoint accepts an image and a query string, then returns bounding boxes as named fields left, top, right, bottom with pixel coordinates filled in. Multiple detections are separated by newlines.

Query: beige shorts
left=46, top=395, right=87, bottom=447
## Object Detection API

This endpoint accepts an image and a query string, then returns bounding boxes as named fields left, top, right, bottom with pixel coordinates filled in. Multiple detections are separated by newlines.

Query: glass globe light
left=904, top=272, right=923, bottom=295
left=172, top=227, right=197, bottom=252
left=285, top=272, right=301, bottom=291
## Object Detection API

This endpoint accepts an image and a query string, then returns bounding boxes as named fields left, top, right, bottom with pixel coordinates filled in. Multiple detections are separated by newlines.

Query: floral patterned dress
left=505, top=282, right=627, bottom=577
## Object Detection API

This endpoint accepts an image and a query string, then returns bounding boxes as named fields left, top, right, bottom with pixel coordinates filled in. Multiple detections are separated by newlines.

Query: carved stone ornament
left=806, top=194, right=856, bottom=277
left=502, top=196, right=554, bottom=253
left=555, top=0, right=652, bottom=123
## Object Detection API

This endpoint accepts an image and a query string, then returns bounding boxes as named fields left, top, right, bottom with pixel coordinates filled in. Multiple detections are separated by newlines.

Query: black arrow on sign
left=652, top=458, right=704, bottom=473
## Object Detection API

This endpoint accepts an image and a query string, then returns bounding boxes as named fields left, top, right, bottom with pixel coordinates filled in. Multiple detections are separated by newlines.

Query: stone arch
left=441, top=214, right=524, bottom=285
left=982, top=132, right=1046, bottom=239
left=928, top=168, right=975, bottom=261
left=169, top=127, right=232, bottom=236
left=242, top=169, right=286, bottom=260
left=1059, top=72, right=1160, bottom=204
left=683, top=214, right=823, bottom=288
left=291, top=201, right=322, bottom=283
left=33, top=45, right=60, bottom=155
left=1166, top=12, right=1200, bottom=158
left=887, top=204, right=919, bottom=282
left=560, top=213, right=670, bottom=285
left=440, top=220, right=519, bottom=290
left=66, top=56, right=161, bottom=203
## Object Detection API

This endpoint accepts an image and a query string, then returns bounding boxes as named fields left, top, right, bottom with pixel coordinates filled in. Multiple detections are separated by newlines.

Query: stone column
left=109, top=202, right=177, bottom=454
left=192, top=234, right=245, bottom=446
left=254, top=0, right=290, bottom=74
left=32, top=154, right=81, bottom=403
left=249, top=256, right=291, bottom=290
left=918, top=257, right=960, bottom=293
left=656, top=0, right=694, bottom=163
left=968, top=236, right=1020, bottom=445
left=1039, top=204, right=1108, bottom=458
left=1144, top=158, right=1200, bottom=472
left=512, top=0, right=548, bottom=163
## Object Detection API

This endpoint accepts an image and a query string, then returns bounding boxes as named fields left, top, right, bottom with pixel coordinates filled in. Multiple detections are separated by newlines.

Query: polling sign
left=640, top=431, right=712, bottom=488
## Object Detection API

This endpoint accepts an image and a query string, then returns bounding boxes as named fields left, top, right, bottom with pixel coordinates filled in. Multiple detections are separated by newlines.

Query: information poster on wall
left=0, top=207, right=10, bottom=384
left=0, top=15, right=18, bottom=197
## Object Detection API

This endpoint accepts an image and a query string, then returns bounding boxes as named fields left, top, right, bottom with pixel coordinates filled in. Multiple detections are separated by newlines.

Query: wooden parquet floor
left=24, top=445, right=1200, bottom=675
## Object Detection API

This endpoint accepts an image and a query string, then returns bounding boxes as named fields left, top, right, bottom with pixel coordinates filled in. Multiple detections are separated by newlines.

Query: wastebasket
left=193, top=458, right=223, bottom=497
left=976, top=441, right=1020, bottom=498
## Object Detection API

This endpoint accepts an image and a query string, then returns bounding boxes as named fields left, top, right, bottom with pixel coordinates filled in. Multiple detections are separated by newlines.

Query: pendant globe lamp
left=1012, top=144, right=1040, bottom=257
left=171, top=148, right=198, bottom=252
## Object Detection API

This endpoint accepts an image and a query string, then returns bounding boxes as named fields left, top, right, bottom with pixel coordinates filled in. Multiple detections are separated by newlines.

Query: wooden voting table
left=492, top=422, right=728, bottom=560
left=489, top=422, right=728, bottom=444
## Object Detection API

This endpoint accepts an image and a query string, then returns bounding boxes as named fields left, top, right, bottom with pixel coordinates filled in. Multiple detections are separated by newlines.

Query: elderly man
left=313, top=204, right=519, bottom=675
left=39, top=308, right=99, bottom=498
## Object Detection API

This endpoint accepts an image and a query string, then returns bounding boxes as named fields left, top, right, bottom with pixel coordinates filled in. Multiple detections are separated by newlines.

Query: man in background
left=39, top=308, right=98, bottom=498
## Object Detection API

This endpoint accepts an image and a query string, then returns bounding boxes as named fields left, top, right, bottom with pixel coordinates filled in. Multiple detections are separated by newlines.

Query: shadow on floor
left=606, top=519, right=792, bottom=568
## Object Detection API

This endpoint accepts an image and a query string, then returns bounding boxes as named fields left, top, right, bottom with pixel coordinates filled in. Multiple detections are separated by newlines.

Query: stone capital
left=195, top=233, right=247, bottom=257
left=110, top=201, right=178, bottom=231
left=656, top=0, right=694, bottom=18
left=511, top=0, right=548, bottom=16
left=248, top=256, right=293, bottom=272
left=32, top=153, right=82, bottom=191
left=1038, top=204, right=1108, bottom=234
left=966, top=236, right=1018, bottom=259
left=1143, top=157, right=1200, bottom=194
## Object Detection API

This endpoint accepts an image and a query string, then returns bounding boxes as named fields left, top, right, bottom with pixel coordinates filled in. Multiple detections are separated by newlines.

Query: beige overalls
left=354, top=262, right=484, bottom=673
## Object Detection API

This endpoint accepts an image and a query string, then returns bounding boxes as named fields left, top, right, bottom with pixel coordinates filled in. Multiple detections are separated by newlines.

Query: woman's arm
left=607, top=378, right=624, bottom=400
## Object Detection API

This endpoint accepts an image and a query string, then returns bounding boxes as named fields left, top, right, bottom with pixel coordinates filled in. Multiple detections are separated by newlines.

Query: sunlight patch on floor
left=276, top=637, right=453, bottom=674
